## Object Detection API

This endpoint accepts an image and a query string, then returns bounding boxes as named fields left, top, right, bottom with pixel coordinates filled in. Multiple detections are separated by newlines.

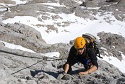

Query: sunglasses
left=77, top=45, right=86, bottom=50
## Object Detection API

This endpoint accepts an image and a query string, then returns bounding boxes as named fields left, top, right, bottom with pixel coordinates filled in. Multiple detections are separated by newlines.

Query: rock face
left=0, top=0, right=125, bottom=84
left=98, top=32, right=125, bottom=60
left=0, top=22, right=48, bottom=52
left=0, top=45, right=125, bottom=84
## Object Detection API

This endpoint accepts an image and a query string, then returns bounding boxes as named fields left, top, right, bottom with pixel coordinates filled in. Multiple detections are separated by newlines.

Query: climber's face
left=77, top=46, right=85, bottom=55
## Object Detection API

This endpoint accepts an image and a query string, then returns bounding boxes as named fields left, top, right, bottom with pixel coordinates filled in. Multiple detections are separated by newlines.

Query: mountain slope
left=0, top=0, right=125, bottom=84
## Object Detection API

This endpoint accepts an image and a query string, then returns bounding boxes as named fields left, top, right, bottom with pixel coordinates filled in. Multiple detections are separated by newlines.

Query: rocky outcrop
left=98, top=32, right=125, bottom=60
left=0, top=44, right=125, bottom=84
left=0, top=22, right=49, bottom=52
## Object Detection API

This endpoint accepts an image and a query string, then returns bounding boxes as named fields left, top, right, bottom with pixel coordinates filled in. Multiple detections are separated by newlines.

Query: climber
left=63, top=37, right=98, bottom=76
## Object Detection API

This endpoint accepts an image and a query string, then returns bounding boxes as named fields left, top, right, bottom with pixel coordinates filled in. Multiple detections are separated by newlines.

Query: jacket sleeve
left=66, top=46, right=76, bottom=64
left=88, top=48, right=98, bottom=69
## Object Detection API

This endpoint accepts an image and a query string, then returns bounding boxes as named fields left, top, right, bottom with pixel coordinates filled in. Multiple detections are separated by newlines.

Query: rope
left=0, top=49, right=63, bottom=75
left=11, top=60, right=43, bottom=75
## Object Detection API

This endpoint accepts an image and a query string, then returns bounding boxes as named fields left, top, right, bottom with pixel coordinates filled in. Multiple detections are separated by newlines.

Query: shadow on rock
left=116, top=78, right=125, bottom=84
left=30, top=70, right=59, bottom=78
left=70, top=68, right=85, bottom=75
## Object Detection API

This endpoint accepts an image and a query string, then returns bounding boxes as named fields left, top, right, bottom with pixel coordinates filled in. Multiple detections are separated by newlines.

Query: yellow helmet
left=74, top=37, right=86, bottom=49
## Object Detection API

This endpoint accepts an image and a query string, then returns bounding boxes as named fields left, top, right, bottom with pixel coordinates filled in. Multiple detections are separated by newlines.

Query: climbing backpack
left=82, top=33, right=102, bottom=59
